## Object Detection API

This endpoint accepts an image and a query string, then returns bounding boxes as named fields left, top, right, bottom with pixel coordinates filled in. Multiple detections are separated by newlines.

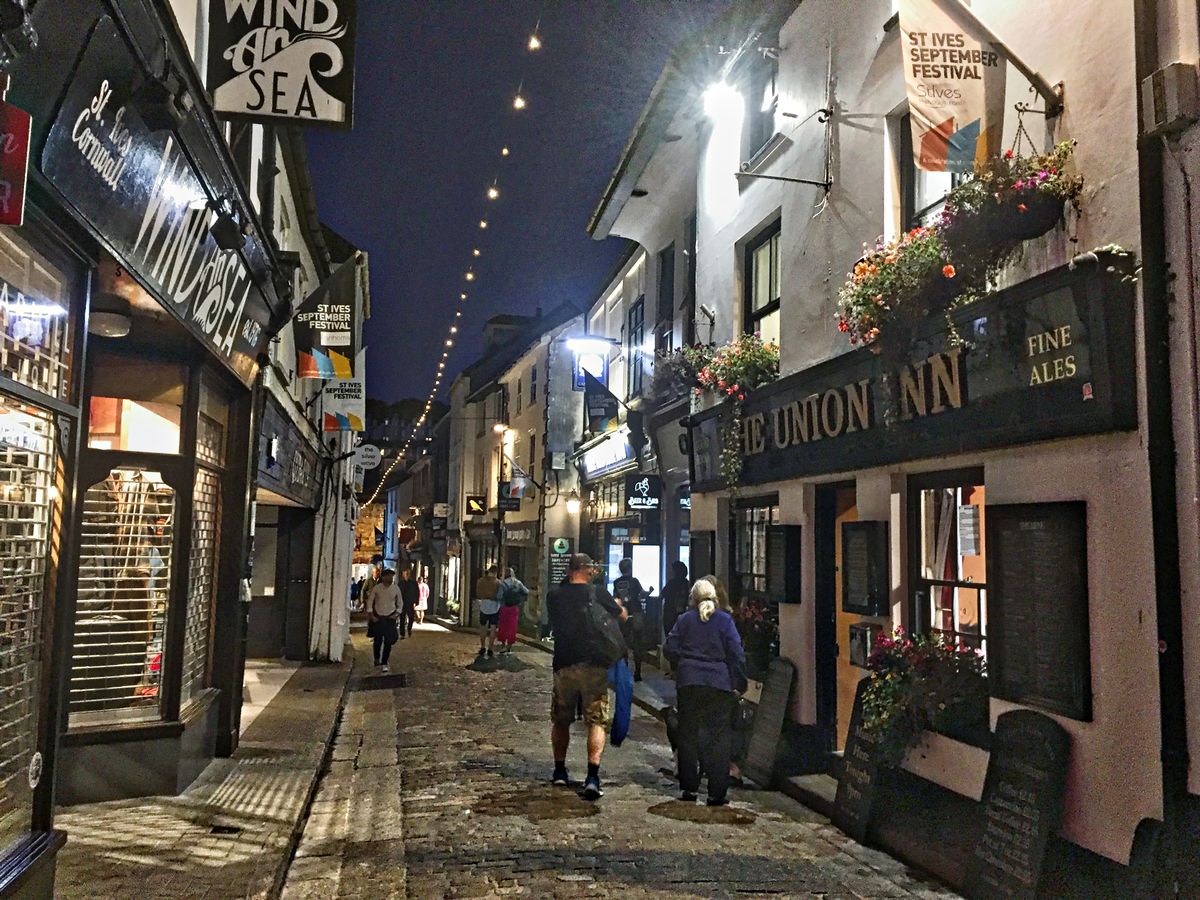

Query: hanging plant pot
left=997, top=192, right=1064, bottom=241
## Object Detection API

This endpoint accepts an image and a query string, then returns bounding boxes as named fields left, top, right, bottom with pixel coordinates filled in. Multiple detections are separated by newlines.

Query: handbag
left=586, top=586, right=627, bottom=665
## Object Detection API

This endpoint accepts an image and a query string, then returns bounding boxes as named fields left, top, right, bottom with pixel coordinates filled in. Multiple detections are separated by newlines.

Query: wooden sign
left=0, top=96, right=31, bottom=227
left=742, top=657, right=795, bottom=788
left=833, top=678, right=881, bottom=842
left=841, top=521, right=889, bottom=616
left=964, top=710, right=1071, bottom=899
left=987, top=502, right=1091, bottom=720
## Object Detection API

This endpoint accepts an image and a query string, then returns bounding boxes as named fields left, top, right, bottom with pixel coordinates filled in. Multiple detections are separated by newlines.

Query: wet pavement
left=280, top=625, right=957, bottom=899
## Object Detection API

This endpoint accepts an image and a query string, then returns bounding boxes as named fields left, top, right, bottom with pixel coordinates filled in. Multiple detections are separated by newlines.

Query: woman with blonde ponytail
left=663, top=578, right=746, bottom=806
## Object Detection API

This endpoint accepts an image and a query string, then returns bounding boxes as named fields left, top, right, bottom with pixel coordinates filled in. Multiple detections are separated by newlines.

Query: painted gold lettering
left=846, top=379, right=871, bottom=433
left=820, top=388, right=845, bottom=438
left=899, top=360, right=927, bottom=420
left=929, top=347, right=963, bottom=414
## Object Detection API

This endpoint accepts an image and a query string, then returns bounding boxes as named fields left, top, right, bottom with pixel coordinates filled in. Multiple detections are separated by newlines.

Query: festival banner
left=295, top=257, right=358, bottom=379
left=899, top=0, right=1006, bottom=173
left=207, top=0, right=357, bottom=127
left=322, top=376, right=365, bottom=431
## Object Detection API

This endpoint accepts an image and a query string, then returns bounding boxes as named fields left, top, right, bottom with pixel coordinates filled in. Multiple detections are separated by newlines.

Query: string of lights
left=361, top=20, right=545, bottom=507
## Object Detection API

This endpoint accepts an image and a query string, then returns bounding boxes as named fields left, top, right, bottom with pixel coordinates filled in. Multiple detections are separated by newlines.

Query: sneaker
left=381, top=665, right=389, bottom=673
left=582, top=776, right=603, bottom=800
left=486, top=649, right=494, bottom=659
left=551, top=767, right=570, bottom=786
left=706, top=796, right=729, bottom=807
left=680, top=791, right=698, bottom=802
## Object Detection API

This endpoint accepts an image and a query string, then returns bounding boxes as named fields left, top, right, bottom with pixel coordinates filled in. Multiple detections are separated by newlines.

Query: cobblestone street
left=280, top=626, right=956, bottom=899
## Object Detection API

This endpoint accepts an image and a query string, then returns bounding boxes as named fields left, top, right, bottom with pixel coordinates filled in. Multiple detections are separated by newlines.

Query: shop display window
left=0, top=229, right=74, bottom=402
left=69, top=467, right=175, bottom=726
left=733, top=503, right=778, bottom=600
left=0, top=398, right=58, bottom=850
left=87, top=359, right=186, bottom=455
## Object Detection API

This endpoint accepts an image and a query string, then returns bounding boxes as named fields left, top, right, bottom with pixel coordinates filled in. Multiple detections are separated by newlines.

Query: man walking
left=368, top=568, right=401, bottom=672
left=475, top=564, right=501, bottom=658
left=399, top=567, right=419, bottom=638
left=612, top=558, right=648, bottom=681
left=546, top=553, right=628, bottom=800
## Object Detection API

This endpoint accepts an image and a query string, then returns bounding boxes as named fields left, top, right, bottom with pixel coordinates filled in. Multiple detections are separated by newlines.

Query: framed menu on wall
left=986, top=502, right=1092, bottom=721
left=841, top=521, right=889, bottom=616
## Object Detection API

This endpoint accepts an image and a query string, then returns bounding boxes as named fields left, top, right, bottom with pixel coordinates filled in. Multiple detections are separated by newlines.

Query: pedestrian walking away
left=664, top=578, right=746, bottom=806
left=660, top=561, right=690, bottom=639
left=612, top=557, right=648, bottom=681
left=367, top=568, right=402, bottom=671
left=475, top=564, right=502, bottom=658
left=416, top=574, right=429, bottom=624
left=496, top=567, right=529, bottom=653
left=546, top=553, right=628, bottom=800
left=399, top=566, right=419, bottom=638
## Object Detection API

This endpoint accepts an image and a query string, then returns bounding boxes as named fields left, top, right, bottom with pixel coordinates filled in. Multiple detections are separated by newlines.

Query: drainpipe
left=1134, top=0, right=1189, bottom=888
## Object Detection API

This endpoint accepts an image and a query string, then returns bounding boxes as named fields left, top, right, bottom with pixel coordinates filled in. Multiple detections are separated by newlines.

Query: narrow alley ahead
left=279, top=627, right=955, bottom=899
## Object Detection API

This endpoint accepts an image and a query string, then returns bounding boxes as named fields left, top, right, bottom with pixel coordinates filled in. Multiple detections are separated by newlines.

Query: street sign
left=355, top=444, right=382, bottom=469
left=497, top=495, right=521, bottom=512
left=465, top=495, right=487, bottom=516
left=432, top=502, right=450, bottom=518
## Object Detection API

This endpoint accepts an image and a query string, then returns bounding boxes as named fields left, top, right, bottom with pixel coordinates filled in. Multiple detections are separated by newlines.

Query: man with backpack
left=546, top=553, right=628, bottom=800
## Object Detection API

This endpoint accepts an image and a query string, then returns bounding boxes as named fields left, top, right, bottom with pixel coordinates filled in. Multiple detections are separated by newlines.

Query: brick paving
left=281, top=626, right=957, bottom=899
left=54, top=659, right=353, bottom=899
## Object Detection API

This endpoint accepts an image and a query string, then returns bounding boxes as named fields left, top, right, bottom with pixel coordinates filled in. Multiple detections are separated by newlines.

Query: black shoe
left=706, top=796, right=729, bottom=807
left=582, top=776, right=603, bottom=800
left=486, top=649, right=494, bottom=659
left=680, top=791, right=698, bottom=802
left=551, top=767, right=570, bottom=786
left=476, top=648, right=485, bottom=657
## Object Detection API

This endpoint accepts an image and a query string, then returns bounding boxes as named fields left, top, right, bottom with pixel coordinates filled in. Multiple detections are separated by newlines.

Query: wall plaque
left=963, top=710, right=1070, bottom=899
left=833, top=678, right=881, bottom=842
left=548, top=536, right=573, bottom=586
left=987, top=502, right=1091, bottom=720
left=841, top=521, right=889, bottom=616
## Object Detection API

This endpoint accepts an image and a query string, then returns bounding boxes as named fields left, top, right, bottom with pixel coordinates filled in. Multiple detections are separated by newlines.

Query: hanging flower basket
left=995, top=191, right=1065, bottom=241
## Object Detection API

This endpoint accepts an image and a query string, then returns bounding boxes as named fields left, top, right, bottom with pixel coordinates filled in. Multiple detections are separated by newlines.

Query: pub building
left=0, top=2, right=296, bottom=894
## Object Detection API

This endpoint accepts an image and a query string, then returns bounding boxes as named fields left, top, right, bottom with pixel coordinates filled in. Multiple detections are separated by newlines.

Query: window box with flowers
left=733, top=596, right=778, bottom=681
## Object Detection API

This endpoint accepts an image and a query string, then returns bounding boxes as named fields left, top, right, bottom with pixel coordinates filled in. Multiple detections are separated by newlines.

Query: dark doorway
left=814, top=482, right=858, bottom=762
left=246, top=505, right=314, bottom=659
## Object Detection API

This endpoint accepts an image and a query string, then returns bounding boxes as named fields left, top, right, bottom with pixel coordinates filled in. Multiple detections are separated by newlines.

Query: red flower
left=738, top=393, right=745, bottom=401
left=942, top=264, right=956, bottom=279
left=1017, top=203, right=1028, bottom=213
left=1004, top=149, right=1014, bottom=159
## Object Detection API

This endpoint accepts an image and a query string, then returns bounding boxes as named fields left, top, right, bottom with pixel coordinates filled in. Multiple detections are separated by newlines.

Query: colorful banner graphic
left=295, top=257, right=359, bottom=379
left=322, top=372, right=365, bottom=431
left=900, top=0, right=1005, bottom=173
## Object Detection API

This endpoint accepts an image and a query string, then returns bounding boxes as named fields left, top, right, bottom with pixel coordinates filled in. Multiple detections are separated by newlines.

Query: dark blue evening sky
left=306, top=0, right=730, bottom=402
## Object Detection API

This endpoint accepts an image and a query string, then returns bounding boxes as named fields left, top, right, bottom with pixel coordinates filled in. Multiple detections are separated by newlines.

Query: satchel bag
left=586, top=586, right=628, bottom=665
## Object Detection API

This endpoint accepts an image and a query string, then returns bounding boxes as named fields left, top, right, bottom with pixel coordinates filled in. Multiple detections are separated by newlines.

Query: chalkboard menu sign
left=766, top=525, right=802, bottom=604
left=987, top=502, right=1092, bottom=720
left=964, top=710, right=1070, bottom=900
left=689, top=530, right=715, bottom=580
left=742, top=657, right=795, bottom=788
left=547, top=537, right=574, bottom=586
left=833, top=678, right=881, bottom=843
left=841, top=521, right=889, bottom=616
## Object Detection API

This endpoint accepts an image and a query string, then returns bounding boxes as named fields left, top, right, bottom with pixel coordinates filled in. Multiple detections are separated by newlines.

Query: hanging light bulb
left=479, top=219, right=488, bottom=229
left=487, top=184, right=500, bottom=200
left=465, top=271, right=475, bottom=281
left=450, top=326, right=458, bottom=334
left=501, top=146, right=510, bottom=157
left=528, top=33, right=541, bottom=51
left=461, top=292, right=468, bottom=300
left=473, top=248, right=481, bottom=257
left=455, top=311, right=462, bottom=317
left=445, top=339, right=454, bottom=347
left=513, top=93, right=526, bottom=110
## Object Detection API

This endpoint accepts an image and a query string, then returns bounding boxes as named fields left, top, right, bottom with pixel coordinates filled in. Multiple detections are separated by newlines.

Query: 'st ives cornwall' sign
left=208, top=0, right=357, bottom=127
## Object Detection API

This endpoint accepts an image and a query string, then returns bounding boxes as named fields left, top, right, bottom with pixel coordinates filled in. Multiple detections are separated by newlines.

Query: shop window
left=627, top=297, right=645, bottom=399
left=897, top=112, right=963, bottom=229
left=0, top=399, right=57, bottom=849
left=0, top=229, right=75, bottom=402
left=745, top=223, right=781, bottom=345
left=88, top=359, right=186, bottom=455
left=181, top=468, right=220, bottom=706
left=910, top=471, right=988, bottom=653
left=70, top=467, right=176, bottom=726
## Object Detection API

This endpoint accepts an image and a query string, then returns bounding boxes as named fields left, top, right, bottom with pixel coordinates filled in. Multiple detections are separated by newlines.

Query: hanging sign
left=584, top=371, right=620, bottom=433
left=465, top=495, right=487, bottom=516
left=354, top=443, right=381, bottom=469
left=624, top=473, right=661, bottom=513
left=899, top=0, right=1006, bottom=172
left=207, top=0, right=358, bottom=127
left=0, top=94, right=31, bottom=227
left=295, top=256, right=358, bottom=378
left=322, top=376, right=365, bottom=431
left=41, top=17, right=274, bottom=387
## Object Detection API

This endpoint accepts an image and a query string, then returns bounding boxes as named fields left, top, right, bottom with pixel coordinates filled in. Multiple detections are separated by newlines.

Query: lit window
left=745, top=223, right=781, bottom=345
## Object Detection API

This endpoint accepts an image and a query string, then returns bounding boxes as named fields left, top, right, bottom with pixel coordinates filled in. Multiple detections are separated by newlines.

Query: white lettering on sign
left=581, top=433, right=634, bottom=478
left=69, top=80, right=133, bottom=191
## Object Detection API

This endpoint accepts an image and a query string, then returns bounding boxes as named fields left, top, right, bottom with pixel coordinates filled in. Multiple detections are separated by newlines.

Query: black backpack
left=585, top=585, right=627, bottom=665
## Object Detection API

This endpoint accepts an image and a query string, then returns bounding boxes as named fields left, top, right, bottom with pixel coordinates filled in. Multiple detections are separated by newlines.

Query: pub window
left=897, top=112, right=964, bottom=229
left=745, top=222, right=781, bottom=345
left=732, top=501, right=779, bottom=603
left=88, top=358, right=186, bottom=455
left=0, top=229, right=75, bottom=402
left=909, top=469, right=988, bottom=653
left=0, top=398, right=59, bottom=847
left=627, top=297, right=645, bottom=399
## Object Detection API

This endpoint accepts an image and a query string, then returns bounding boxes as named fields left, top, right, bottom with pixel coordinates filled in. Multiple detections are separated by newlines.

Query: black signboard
left=41, top=17, right=275, bottom=388
left=689, top=259, right=1137, bottom=492
left=496, top=487, right=520, bottom=513
left=294, top=257, right=359, bottom=378
left=585, top=371, right=620, bottom=434
left=766, top=524, right=802, bottom=604
left=833, top=678, right=881, bottom=843
left=742, top=657, right=795, bottom=788
left=207, top=0, right=357, bottom=127
left=964, top=710, right=1071, bottom=900
left=841, top=521, right=889, bottom=616
left=689, top=530, right=715, bottom=580
left=465, top=495, right=487, bottom=516
left=624, top=473, right=661, bottom=513
left=548, top=536, right=573, bottom=586
left=987, top=502, right=1092, bottom=720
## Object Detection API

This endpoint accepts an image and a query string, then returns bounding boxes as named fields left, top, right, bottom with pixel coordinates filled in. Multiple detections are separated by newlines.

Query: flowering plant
left=836, top=227, right=956, bottom=349
left=689, top=333, right=780, bottom=401
left=952, top=140, right=1083, bottom=213
left=860, top=628, right=988, bottom=768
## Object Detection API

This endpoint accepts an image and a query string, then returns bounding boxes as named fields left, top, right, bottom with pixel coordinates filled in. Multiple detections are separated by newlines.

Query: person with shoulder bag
left=496, top=567, right=529, bottom=654
left=367, top=568, right=402, bottom=672
left=663, top=578, right=746, bottom=806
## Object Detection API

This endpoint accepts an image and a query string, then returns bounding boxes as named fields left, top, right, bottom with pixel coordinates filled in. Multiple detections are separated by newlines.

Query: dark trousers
left=677, top=685, right=735, bottom=801
left=401, top=604, right=416, bottom=637
left=372, top=617, right=399, bottom=664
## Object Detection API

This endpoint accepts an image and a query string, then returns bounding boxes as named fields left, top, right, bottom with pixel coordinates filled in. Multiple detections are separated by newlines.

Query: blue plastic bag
left=608, top=658, right=634, bottom=746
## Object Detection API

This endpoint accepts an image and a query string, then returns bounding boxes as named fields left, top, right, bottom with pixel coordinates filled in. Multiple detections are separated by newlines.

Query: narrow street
left=280, top=627, right=955, bottom=899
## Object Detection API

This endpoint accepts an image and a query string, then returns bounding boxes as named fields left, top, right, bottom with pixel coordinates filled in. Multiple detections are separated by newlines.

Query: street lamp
left=565, top=490, right=582, bottom=516
left=493, top=422, right=508, bottom=435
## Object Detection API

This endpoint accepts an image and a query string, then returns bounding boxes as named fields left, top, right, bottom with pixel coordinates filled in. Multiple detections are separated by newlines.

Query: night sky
left=306, top=0, right=730, bottom=403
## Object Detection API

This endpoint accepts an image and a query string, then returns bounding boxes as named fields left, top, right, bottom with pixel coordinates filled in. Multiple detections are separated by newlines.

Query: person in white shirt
left=369, top=569, right=402, bottom=671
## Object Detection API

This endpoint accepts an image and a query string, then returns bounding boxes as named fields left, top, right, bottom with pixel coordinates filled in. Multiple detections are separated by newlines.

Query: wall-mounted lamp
left=208, top=198, right=244, bottom=251
left=702, top=81, right=742, bottom=122
left=565, top=490, right=582, bottom=516
left=493, top=422, right=508, bottom=435
left=88, top=292, right=132, bottom=338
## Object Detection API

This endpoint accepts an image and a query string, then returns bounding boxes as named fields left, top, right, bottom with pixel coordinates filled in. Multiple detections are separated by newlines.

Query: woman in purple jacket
left=663, top=579, right=746, bottom=806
